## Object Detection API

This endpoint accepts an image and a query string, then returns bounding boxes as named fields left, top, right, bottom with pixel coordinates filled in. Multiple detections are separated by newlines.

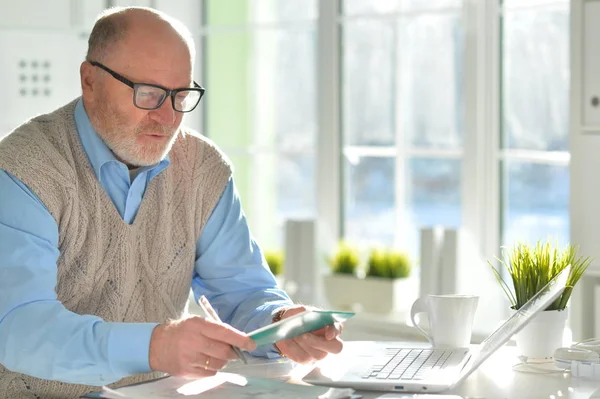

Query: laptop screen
left=453, top=265, right=571, bottom=386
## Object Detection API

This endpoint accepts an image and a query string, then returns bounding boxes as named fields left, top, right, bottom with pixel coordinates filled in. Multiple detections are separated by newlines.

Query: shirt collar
left=73, top=99, right=170, bottom=183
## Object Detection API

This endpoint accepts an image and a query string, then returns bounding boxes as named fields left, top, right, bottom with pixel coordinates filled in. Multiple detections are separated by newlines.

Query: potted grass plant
left=359, top=248, right=415, bottom=313
left=367, top=249, right=411, bottom=279
left=324, top=241, right=362, bottom=310
left=490, top=240, right=592, bottom=358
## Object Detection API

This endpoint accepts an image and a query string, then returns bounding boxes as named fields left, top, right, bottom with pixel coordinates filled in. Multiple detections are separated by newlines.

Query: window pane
left=344, top=156, right=461, bottom=258
left=400, top=13, right=464, bottom=149
left=204, top=31, right=253, bottom=148
left=400, top=0, right=462, bottom=11
left=344, top=157, right=396, bottom=246
left=266, top=29, right=316, bottom=149
left=343, top=21, right=396, bottom=146
left=408, top=158, right=461, bottom=228
left=205, top=29, right=316, bottom=149
left=251, top=152, right=316, bottom=249
left=408, top=157, right=461, bottom=256
left=343, top=0, right=401, bottom=15
left=502, top=4, right=569, bottom=151
left=205, top=0, right=317, bottom=25
left=342, top=14, right=463, bottom=148
left=222, top=152, right=316, bottom=250
left=277, top=153, right=316, bottom=221
left=204, top=28, right=317, bottom=248
left=503, top=0, right=568, bottom=9
left=269, top=0, right=318, bottom=21
left=342, top=0, right=462, bottom=15
left=502, top=162, right=569, bottom=247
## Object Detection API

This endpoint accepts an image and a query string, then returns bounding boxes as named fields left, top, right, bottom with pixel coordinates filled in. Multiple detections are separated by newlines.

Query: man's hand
left=148, top=316, right=256, bottom=379
left=274, top=305, right=344, bottom=364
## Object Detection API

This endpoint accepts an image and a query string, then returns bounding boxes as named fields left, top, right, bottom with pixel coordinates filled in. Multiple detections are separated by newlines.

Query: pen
left=197, top=295, right=247, bottom=364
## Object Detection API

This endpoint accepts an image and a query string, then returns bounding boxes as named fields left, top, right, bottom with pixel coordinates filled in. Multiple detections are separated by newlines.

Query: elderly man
left=0, top=7, right=342, bottom=398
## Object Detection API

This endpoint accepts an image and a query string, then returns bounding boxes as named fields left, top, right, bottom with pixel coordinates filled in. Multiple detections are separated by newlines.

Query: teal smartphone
left=248, top=310, right=355, bottom=347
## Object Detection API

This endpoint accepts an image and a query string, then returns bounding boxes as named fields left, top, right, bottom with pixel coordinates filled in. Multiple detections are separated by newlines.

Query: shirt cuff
left=248, top=304, right=291, bottom=358
left=106, top=322, right=159, bottom=376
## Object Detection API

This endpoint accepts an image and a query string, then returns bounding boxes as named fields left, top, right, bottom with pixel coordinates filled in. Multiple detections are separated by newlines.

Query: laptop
left=303, top=265, right=571, bottom=393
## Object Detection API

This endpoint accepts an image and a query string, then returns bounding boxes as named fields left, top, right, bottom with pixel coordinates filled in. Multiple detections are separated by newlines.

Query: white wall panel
left=111, top=0, right=152, bottom=7
left=73, top=0, right=107, bottom=29
left=582, top=0, right=600, bottom=128
left=0, top=0, right=71, bottom=29
left=570, top=0, right=600, bottom=340
left=153, top=0, right=202, bottom=34
left=0, top=31, right=86, bottom=136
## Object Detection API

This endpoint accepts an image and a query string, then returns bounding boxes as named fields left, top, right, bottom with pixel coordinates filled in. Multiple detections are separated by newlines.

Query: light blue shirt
left=0, top=99, right=292, bottom=385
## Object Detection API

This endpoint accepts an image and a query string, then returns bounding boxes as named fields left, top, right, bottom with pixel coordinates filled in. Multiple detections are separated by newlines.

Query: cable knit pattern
left=0, top=99, right=232, bottom=398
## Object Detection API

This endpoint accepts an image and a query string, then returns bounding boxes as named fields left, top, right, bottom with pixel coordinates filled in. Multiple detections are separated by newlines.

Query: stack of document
left=89, top=373, right=357, bottom=399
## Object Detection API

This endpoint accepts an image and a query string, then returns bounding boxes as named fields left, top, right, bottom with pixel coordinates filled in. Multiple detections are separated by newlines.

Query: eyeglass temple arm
left=89, top=61, right=136, bottom=89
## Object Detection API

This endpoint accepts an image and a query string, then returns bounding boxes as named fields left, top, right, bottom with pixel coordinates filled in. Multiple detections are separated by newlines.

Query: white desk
left=100, top=341, right=600, bottom=399
left=291, top=341, right=600, bottom=399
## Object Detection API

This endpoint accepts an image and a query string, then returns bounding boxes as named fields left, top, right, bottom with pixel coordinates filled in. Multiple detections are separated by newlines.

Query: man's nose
left=150, top=97, right=176, bottom=125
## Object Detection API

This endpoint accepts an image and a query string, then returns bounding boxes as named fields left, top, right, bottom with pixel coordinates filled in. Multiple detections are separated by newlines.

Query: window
left=341, top=0, right=465, bottom=257
left=500, top=0, right=570, bottom=247
left=337, top=0, right=570, bottom=262
left=201, top=0, right=318, bottom=249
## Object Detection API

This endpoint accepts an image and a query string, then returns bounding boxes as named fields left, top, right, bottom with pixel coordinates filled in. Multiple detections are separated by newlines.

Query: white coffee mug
left=410, top=294, right=479, bottom=348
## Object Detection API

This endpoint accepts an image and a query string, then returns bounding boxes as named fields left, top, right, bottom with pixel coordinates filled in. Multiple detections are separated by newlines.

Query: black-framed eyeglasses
left=89, top=61, right=205, bottom=113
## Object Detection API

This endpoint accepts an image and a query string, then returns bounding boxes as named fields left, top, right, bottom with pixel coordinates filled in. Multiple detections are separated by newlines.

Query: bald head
left=80, top=7, right=198, bottom=168
left=86, top=7, right=195, bottom=65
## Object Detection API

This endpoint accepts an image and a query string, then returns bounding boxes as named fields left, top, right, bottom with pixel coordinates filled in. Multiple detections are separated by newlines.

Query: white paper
left=100, top=385, right=129, bottom=398
left=179, top=377, right=332, bottom=399
left=100, top=374, right=335, bottom=399
left=318, top=387, right=356, bottom=399
left=222, top=355, right=298, bottom=379
left=375, top=395, right=464, bottom=399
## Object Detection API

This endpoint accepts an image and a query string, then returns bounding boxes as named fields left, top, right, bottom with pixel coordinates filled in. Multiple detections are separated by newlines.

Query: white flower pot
left=324, top=274, right=417, bottom=313
left=358, top=276, right=417, bottom=314
left=323, top=274, right=362, bottom=311
left=514, top=308, right=568, bottom=359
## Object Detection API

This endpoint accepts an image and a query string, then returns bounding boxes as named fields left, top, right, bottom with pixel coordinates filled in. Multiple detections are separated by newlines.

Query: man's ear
left=80, top=61, right=95, bottom=101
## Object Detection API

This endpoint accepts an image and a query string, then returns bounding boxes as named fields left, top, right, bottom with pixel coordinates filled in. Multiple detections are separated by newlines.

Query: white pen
left=197, top=295, right=247, bottom=364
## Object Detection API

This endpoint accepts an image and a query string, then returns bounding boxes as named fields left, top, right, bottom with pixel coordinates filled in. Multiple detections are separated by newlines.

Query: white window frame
left=316, top=0, right=343, bottom=256
left=316, top=1, right=497, bottom=260
left=463, top=0, right=502, bottom=262
left=317, top=0, right=570, bottom=323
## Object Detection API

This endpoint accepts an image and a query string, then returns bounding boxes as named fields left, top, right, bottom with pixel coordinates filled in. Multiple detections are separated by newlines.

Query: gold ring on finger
left=205, top=357, right=210, bottom=370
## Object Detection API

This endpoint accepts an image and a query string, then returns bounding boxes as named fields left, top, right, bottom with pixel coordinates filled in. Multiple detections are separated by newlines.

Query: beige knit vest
left=0, top=100, right=232, bottom=398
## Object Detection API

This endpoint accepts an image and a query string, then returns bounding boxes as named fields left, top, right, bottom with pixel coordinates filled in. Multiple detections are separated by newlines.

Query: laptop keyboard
left=361, top=348, right=457, bottom=381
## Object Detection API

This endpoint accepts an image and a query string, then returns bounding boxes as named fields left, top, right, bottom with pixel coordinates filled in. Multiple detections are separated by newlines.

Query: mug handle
left=410, top=297, right=433, bottom=345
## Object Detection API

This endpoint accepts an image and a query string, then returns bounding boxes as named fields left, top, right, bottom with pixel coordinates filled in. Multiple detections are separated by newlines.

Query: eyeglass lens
left=134, top=85, right=201, bottom=112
